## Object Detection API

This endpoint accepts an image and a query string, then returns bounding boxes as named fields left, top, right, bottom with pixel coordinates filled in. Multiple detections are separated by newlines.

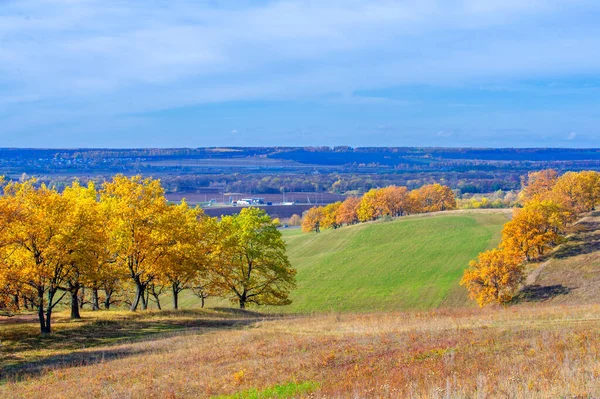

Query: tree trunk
left=92, top=288, right=100, bottom=311
left=239, top=292, right=246, bottom=309
left=13, top=294, right=19, bottom=310
left=37, top=288, right=50, bottom=334
left=38, top=304, right=48, bottom=334
left=201, top=295, right=205, bottom=308
left=70, top=289, right=81, bottom=319
left=104, top=291, right=112, bottom=310
left=172, top=284, right=179, bottom=310
left=44, top=307, right=52, bottom=333
left=79, top=286, right=86, bottom=309
left=141, top=287, right=148, bottom=310
left=130, top=284, right=144, bottom=311
left=153, top=292, right=162, bottom=310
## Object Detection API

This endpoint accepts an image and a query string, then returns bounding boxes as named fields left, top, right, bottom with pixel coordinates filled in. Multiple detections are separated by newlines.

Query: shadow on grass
left=0, top=309, right=267, bottom=382
left=554, top=211, right=600, bottom=259
left=516, top=284, right=572, bottom=303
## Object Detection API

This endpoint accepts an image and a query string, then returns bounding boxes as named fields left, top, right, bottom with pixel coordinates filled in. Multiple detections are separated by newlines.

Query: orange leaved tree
left=301, top=206, right=324, bottom=233
left=519, top=169, right=558, bottom=204
left=500, top=199, right=571, bottom=262
left=460, top=248, right=524, bottom=306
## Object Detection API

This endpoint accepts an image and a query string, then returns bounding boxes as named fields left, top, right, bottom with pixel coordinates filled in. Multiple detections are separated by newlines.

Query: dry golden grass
left=3, top=304, right=600, bottom=398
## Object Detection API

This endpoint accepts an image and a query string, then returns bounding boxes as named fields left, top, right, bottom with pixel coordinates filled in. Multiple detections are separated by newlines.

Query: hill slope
left=521, top=210, right=600, bottom=304
left=280, top=210, right=510, bottom=313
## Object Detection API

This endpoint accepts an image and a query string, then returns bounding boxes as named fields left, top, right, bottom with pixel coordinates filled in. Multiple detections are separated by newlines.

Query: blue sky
left=1, top=0, right=599, bottom=148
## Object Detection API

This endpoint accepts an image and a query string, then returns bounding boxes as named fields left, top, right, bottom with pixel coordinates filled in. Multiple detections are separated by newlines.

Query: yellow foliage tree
left=100, top=175, right=171, bottom=311
left=60, top=181, right=108, bottom=318
left=157, top=201, right=213, bottom=309
left=519, top=169, right=558, bottom=204
left=377, top=186, right=409, bottom=217
left=357, top=189, right=380, bottom=222
left=500, top=199, right=570, bottom=262
left=321, top=201, right=342, bottom=229
left=301, top=206, right=324, bottom=233
left=288, top=214, right=302, bottom=226
left=410, top=184, right=457, bottom=213
left=0, top=180, right=87, bottom=333
left=460, top=248, right=524, bottom=306
left=550, top=171, right=600, bottom=216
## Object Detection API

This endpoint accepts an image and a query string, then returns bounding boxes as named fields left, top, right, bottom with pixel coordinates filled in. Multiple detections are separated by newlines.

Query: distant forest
left=1, top=147, right=598, bottom=196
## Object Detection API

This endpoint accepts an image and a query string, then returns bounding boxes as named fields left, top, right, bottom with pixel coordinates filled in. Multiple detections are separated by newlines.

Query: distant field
left=278, top=210, right=510, bottom=313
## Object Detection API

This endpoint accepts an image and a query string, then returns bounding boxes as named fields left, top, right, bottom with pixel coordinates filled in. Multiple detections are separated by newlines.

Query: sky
left=1, top=0, right=600, bottom=148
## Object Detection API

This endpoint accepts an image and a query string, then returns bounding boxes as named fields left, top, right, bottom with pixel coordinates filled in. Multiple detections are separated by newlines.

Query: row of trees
left=0, top=175, right=296, bottom=334
left=461, top=170, right=600, bottom=306
left=301, top=183, right=457, bottom=233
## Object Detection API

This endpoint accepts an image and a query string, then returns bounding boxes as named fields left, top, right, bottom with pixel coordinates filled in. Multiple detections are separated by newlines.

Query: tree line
left=461, top=170, right=600, bottom=306
left=301, top=183, right=457, bottom=233
left=0, top=175, right=296, bottom=334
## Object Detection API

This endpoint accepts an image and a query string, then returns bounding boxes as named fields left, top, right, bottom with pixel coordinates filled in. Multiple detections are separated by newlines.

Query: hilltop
left=279, top=209, right=510, bottom=313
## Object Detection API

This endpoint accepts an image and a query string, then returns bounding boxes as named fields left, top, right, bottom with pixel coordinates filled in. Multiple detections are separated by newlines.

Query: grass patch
left=277, top=211, right=509, bottom=313
left=212, top=381, right=320, bottom=399
left=0, top=308, right=265, bottom=381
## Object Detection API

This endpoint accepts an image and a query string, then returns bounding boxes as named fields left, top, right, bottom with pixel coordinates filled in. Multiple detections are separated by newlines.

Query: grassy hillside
left=4, top=304, right=600, bottom=398
left=278, top=210, right=509, bottom=313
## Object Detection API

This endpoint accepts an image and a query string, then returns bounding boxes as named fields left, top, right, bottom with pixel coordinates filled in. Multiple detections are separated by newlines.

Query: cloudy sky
left=1, top=0, right=599, bottom=148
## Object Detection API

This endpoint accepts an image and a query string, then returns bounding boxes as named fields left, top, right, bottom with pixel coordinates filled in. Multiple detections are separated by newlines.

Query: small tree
left=301, top=206, right=324, bottom=233
left=335, top=197, right=361, bottom=226
left=460, top=248, right=524, bottom=307
left=321, top=201, right=342, bottom=229
left=288, top=214, right=302, bottom=226
left=212, top=208, right=296, bottom=309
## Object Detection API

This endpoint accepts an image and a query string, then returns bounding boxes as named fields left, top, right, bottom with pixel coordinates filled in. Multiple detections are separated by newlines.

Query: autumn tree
left=0, top=180, right=79, bottom=333
left=100, top=175, right=171, bottom=311
left=335, top=197, right=361, bottom=226
left=410, top=184, right=456, bottom=213
left=357, top=189, right=381, bottom=222
left=519, top=169, right=559, bottom=204
left=321, top=201, right=342, bottom=229
left=500, top=199, right=570, bottom=262
left=157, top=202, right=214, bottom=310
left=377, top=186, right=409, bottom=217
left=60, top=181, right=108, bottom=319
left=211, top=208, right=296, bottom=309
left=550, top=171, right=600, bottom=216
left=302, top=206, right=324, bottom=233
left=288, top=214, right=302, bottom=226
left=460, top=248, right=524, bottom=306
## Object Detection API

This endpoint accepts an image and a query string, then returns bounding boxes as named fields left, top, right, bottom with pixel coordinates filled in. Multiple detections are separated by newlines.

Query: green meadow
left=279, top=211, right=509, bottom=313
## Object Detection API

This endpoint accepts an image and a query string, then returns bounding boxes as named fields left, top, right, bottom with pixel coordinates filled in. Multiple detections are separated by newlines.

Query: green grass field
left=278, top=210, right=509, bottom=313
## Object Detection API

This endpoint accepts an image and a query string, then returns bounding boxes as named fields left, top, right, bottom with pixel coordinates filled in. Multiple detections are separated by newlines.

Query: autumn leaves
left=461, top=170, right=600, bottom=307
left=301, top=183, right=457, bottom=233
left=0, top=175, right=295, bottom=333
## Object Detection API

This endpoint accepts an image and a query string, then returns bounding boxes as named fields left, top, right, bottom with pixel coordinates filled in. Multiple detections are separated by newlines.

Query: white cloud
left=1, top=0, right=600, bottom=139
left=567, top=131, right=577, bottom=140
left=437, top=130, right=453, bottom=137
left=231, top=129, right=238, bottom=134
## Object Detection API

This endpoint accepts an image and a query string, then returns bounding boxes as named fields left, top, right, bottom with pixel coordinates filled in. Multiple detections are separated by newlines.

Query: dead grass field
left=2, top=304, right=600, bottom=398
